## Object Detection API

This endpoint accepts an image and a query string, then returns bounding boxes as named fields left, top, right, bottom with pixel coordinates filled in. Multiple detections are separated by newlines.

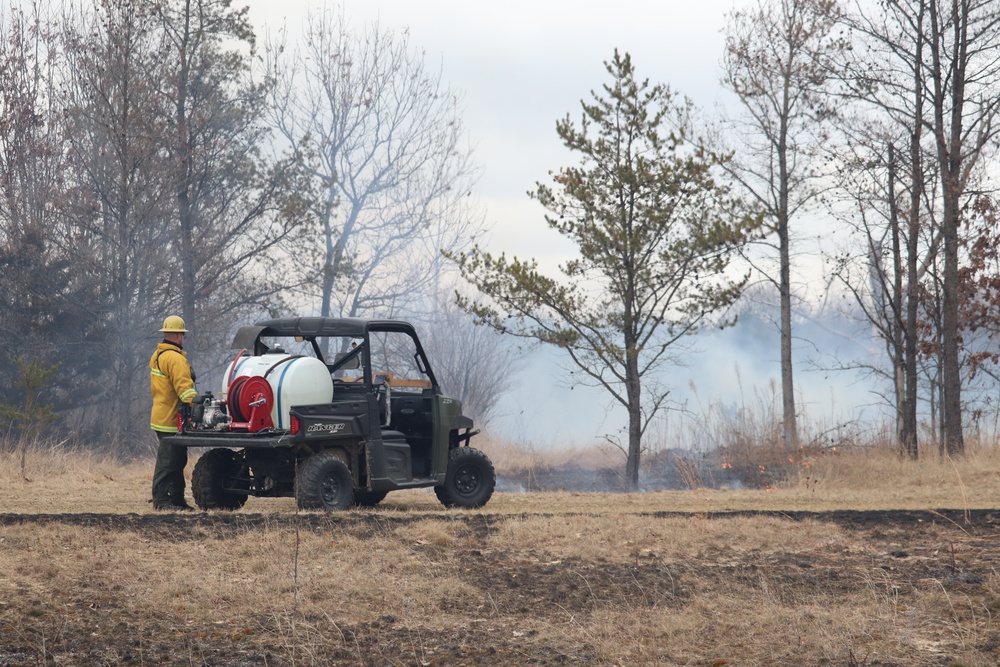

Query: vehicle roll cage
left=230, top=317, right=439, bottom=390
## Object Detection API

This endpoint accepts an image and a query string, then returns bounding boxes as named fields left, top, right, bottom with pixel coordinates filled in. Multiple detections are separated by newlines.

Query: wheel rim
left=454, top=463, right=481, bottom=496
left=321, top=470, right=344, bottom=505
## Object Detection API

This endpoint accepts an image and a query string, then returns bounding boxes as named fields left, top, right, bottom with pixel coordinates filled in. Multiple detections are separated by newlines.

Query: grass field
left=1, top=441, right=999, bottom=666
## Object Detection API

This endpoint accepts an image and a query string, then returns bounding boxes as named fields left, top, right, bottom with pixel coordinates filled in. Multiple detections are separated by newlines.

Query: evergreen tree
left=449, top=51, right=760, bottom=490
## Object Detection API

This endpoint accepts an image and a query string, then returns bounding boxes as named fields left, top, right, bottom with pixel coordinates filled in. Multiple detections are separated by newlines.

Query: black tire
left=192, top=448, right=249, bottom=511
left=296, top=451, right=354, bottom=510
left=434, top=447, right=496, bottom=509
left=352, top=490, right=388, bottom=507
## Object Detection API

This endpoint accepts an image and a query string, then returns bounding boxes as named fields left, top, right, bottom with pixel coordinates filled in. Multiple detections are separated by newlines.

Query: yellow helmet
left=159, top=315, right=188, bottom=333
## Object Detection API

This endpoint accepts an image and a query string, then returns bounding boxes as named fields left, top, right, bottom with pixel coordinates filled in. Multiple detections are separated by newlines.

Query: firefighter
left=149, top=315, right=199, bottom=511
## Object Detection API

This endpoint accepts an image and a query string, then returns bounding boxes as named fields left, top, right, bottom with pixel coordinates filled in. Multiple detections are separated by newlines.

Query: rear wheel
left=435, top=447, right=496, bottom=509
left=192, top=448, right=249, bottom=511
left=296, top=451, right=354, bottom=510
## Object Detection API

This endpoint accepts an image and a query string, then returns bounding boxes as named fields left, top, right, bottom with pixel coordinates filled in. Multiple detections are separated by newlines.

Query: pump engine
left=182, top=393, right=228, bottom=432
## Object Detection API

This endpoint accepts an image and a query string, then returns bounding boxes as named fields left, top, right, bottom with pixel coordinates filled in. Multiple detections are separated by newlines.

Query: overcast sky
left=241, top=1, right=875, bottom=446
left=248, top=0, right=745, bottom=263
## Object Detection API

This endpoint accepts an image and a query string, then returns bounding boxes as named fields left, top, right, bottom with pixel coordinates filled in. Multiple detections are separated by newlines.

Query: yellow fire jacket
left=149, top=341, right=198, bottom=433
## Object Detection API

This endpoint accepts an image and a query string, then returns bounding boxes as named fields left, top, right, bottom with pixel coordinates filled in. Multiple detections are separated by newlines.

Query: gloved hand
left=191, top=393, right=206, bottom=405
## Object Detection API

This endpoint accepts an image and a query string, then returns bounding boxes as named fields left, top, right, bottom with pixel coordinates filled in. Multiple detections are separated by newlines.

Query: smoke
left=490, top=295, right=887, bottom=450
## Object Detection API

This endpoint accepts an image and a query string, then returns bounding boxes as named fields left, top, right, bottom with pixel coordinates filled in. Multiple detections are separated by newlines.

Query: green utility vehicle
left=169, top=317, right=495, bottom=511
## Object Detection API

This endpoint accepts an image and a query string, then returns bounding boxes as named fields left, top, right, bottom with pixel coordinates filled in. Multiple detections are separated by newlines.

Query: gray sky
left=249, top=0, right=743, bottom=267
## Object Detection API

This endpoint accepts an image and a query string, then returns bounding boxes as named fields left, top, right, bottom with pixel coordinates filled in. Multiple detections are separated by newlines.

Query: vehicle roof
left=253, top=317, right=418, bottom=338
left=234, top=316, right=438, bottom=387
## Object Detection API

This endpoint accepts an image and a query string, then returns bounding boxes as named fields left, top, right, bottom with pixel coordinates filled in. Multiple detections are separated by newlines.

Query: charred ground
left=2, top=508, right=999, bottom=666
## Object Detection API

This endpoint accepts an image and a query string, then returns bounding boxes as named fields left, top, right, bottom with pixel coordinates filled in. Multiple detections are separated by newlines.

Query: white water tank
left=223, top=353, right=334, bottom=430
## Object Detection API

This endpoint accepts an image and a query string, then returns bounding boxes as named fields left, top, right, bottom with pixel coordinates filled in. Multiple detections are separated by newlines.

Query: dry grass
left=781, top=440, right=1000, bottom=510
left=2, top=436, right=1000, bottom=515
left=2, top=440, right=1000, bottom=665
left=482, top=435, right=620, bottom=471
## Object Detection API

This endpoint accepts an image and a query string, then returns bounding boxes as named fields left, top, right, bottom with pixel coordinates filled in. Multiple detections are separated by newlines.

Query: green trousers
left=151, top=431, right=188, bottom=507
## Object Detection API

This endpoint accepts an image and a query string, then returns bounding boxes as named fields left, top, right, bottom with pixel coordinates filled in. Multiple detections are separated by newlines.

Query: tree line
left=0, top=0, right=495, bottom=454
left=451, top=0, right=1000, bottom=488
left=3, top=0, right=999, bottom=486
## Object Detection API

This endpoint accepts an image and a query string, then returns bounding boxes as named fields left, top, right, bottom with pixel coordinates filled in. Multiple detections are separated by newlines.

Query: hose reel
left=227, top=375, right=274, bottom=432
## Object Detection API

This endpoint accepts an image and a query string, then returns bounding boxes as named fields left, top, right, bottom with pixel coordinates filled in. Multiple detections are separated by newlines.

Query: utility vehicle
left=169, top=317, right=495, bottom=511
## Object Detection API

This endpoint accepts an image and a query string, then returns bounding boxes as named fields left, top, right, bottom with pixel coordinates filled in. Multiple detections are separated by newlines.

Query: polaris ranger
left=169, top=317, right=496, bottom=511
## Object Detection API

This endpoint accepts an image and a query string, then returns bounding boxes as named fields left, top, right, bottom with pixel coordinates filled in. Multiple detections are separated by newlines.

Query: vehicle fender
left=431, top=396, right=462, bottom=476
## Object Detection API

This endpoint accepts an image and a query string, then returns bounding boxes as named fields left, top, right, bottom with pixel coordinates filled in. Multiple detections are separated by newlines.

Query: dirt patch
left=2, top=509, right=999, bottom=666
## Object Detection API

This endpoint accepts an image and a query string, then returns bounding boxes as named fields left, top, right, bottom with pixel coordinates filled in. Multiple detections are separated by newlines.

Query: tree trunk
left=777, top=110, right=797, bottom=452
left=941, top=194, right=964, bottom=456
left=779, top=218, right=797, bottom=451
left=175, top=3, right=196, bottom=330
left=624, top=348, right=642, bottom=491
left=902, top=34, right=924, bottom=461
left=902, top=167, right=920, bottom=460
left=886, top=143, right=916, bottom=459
left=929, top=0, right=966, bottom=457
left=320, top=183, right=338, bottom=318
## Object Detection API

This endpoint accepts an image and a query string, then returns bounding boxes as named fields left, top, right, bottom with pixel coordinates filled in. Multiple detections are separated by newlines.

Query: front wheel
left=435, top=447, right=496, bottom=509
left=296, top=451, right=354, bottom=511
left=192, top=448, right=249, bottom=511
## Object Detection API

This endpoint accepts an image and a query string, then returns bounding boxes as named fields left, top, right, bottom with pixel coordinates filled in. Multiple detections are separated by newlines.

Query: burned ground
left=2, top=509, right=999, bottom=666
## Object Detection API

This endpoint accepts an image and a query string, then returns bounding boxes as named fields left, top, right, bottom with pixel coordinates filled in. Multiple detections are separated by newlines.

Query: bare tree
left=832, top=1, right=936, bottom=458
left=59, top=0, right=178, bottom=446
left=0, top=2, right=107, bottom=427
left=416, top=300, right=522, bottom=430
left=46, top=0, right=313, bottom=446
left=152, top=0, right=311, bottom=362
left=828, top=132, right=924, bottom=458
left=836, top=0, right=1000, bottom=457
left=721, top=0, right=843, bottom=451
left=266, top=4, right=483, bottom=324
left=925, top=0, right=1000, bottom=456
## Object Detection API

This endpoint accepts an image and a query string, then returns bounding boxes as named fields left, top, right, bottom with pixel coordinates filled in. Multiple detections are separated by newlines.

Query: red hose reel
left=227, top=375, right=274, bottom=432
